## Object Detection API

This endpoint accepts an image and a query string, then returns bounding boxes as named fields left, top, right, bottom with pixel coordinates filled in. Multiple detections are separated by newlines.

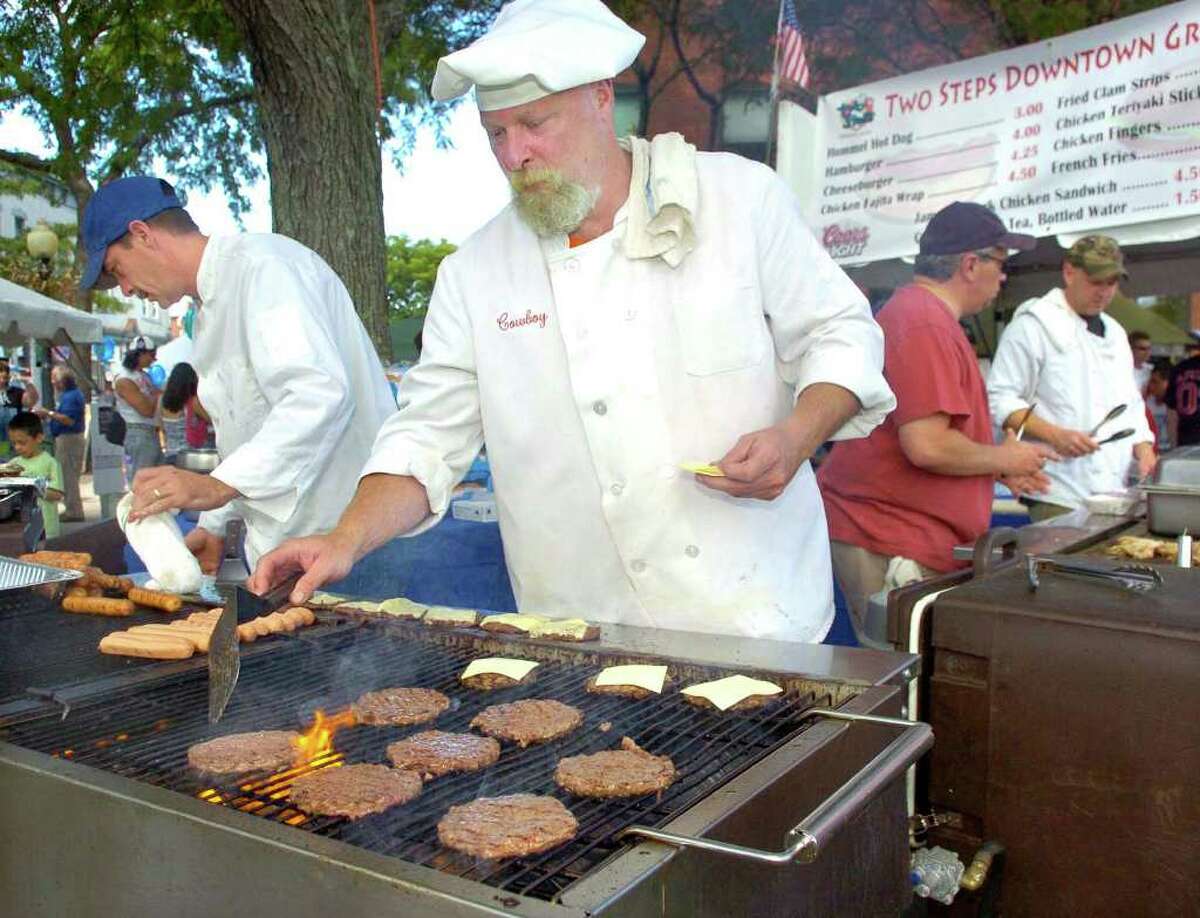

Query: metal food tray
left=1140, top=484, right=1200, bottom=536
left=0, top=556, right=83, bottom=594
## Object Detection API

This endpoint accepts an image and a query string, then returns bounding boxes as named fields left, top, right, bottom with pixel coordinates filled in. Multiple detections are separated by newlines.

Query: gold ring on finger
left=154, top=488, right=163, bottom=499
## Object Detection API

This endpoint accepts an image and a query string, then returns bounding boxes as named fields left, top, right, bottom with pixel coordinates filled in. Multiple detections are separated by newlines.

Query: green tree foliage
left=607, top=0, right=776, bottom=147
left=794, top=0, right=1180, bottom=94
left=988, top=0, right=1178, bottom=46
left=0, top=0, right=260, bottom=301
left=385, top=235, right=456, bottom=317
left=0, top=223, right=124, bottom=312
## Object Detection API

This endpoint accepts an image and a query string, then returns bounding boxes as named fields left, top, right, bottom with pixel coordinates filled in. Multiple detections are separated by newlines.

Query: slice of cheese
left=681, top=674, right=782, bottom=711
left=680, top=461, right=725, bottom=477
left=377, top=597, right=428, bottom=619
left=307, top=591, right=350, bottom=608
left=528, top=618, right=594, bottom=640
left=335, top=600, right=381, bottom=612
left=593, top=664, right=668, bottom=694
left=461, top=657, right=540, bottom=681
left=481, top=612, right=549, bottom=632
left=422, top=605, right=479, bottom=625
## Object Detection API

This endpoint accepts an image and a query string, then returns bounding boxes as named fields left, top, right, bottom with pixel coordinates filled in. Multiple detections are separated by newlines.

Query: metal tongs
left=1025, top=554, right=1162, bottom=593
left=1088, top=403, right=1127, bottom=437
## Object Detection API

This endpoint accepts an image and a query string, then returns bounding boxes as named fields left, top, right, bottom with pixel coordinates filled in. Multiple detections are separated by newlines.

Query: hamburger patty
left=288, top=764, right=422, bottom=819
left=461, top=671, right=534, bottom=691
left=187, top=730, right=299, bottom=774
left=683, top=693, right=773, bottom=712
left=386, top=730, right=500, bottom=779
left=437, top=794, right=577, bottom=859
left=554, top=737, right=676, bottom=798
left=470, top=699, right=583, bottom=747
left=351, top=687, right=451, bottom=726
left=585, top=676, right=656, bottom=700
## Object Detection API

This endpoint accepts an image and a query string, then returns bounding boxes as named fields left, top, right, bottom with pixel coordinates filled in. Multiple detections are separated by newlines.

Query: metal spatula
left=208, top=572, right=301, bottom=723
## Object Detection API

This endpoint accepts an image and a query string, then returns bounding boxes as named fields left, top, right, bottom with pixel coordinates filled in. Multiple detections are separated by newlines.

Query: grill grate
left=1, top=624, right=834, bottom=902
left=0, top=588, right=305, bottom=703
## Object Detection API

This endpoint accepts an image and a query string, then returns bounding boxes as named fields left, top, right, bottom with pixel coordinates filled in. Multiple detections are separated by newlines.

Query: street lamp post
left=25, top=220, right=59, bottom=281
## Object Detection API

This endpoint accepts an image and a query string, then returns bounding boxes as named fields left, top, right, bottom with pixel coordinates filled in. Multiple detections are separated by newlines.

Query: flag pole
left=764, top=0, right=785, bottom=168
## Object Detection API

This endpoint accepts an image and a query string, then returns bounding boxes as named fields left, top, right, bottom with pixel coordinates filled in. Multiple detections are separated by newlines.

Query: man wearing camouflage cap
left=988, top=235, right=1155, bottom=519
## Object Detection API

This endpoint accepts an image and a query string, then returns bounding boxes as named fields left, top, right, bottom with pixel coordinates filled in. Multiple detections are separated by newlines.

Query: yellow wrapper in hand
left=680, top=462, right=725, bottom=477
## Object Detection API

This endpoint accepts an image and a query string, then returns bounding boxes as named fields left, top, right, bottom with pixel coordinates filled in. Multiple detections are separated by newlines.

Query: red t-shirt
left=817, top=284, right=993, bottom=572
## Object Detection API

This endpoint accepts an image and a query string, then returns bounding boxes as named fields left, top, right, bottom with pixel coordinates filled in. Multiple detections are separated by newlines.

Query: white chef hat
left=431, top=0, right=645, bottom=112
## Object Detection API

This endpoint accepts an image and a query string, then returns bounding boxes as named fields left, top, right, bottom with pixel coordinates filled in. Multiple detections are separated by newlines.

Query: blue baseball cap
left=80, top=176, right=184, bottom=290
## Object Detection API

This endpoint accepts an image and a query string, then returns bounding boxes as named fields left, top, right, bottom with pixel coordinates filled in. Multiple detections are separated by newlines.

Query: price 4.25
left=1009, top=165, right=1037, bottom=182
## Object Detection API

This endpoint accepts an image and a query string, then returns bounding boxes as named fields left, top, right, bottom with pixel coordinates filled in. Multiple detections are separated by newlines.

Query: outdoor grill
left=1, top=587, right=925, bottom=918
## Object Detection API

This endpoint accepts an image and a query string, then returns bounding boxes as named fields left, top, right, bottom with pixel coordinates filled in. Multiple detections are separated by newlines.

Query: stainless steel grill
left=1, top=611, right=924, bottom=917
left=3, top=623, right=835, bottom=902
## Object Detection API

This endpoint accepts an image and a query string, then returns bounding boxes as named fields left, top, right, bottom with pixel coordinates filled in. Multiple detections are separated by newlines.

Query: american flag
left=776, top=0, right=810, bottom=90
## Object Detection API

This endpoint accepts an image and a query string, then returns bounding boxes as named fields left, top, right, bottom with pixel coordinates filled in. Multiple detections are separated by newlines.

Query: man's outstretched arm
left=248, top=473, right=431, bottom=603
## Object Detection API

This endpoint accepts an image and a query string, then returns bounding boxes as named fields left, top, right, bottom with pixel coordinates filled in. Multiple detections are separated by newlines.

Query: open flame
left=291, top=708, right=357, bottom=765
left=195, top=708, right=358, bottom=825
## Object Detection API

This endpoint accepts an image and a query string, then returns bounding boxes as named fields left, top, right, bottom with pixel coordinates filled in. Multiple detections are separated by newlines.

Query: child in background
left=6, top=411, right=64, bottom=540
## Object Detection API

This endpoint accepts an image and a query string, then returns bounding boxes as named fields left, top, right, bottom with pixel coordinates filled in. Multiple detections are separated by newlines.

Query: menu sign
left=813, top=2, right=1200, bottom=263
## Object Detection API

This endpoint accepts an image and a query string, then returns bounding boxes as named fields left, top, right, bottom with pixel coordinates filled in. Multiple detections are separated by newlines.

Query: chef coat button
left=593, top=400, right=607, bottom=416
left=610, top=482, right=624, bottom=496
left=630, top=559, right=647, bottom=574
left=685, top=544, right=700, bottom=558
left=566, top=259, right=579, bottom=273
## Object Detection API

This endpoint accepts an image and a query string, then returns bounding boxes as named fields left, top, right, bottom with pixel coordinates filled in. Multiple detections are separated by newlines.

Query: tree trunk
left=67, top=171, right=96, bottom=387
left=222, top=0, right=392, bottom=361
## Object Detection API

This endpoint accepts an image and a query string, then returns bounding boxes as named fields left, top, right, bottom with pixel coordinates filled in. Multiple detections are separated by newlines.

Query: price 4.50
left=1174, top=166, right=1200, bottom=182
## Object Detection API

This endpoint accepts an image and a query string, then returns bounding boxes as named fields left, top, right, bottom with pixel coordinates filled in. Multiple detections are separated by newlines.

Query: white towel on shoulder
left=617, top=133, right=698, bottom=268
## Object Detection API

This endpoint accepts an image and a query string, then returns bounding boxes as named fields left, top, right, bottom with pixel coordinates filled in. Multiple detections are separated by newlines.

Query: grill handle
left=616, top=709, right=932, bottom=865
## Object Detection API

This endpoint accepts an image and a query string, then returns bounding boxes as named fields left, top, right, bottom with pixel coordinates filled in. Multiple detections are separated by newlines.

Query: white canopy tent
left=0, top=277, right=104, bottom=346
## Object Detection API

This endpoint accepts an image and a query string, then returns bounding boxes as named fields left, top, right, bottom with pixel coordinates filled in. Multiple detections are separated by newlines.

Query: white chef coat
left=987, top=287, right=1153, bottom=510
left=192, top=234, right=397, bottom=565
left=362, top=152, right=894, bottom=643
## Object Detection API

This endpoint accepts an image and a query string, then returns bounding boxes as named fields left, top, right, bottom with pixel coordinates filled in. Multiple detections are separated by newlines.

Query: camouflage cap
left=1064, top=235, right=1127, bottom=280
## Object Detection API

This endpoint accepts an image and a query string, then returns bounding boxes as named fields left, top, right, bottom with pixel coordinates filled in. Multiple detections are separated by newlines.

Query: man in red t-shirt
left=817, top=202, right=1057, bottom=631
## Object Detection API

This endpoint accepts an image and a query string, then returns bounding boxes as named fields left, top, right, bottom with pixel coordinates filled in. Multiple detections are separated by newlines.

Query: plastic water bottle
left=911, top=845, right=965, bottom=905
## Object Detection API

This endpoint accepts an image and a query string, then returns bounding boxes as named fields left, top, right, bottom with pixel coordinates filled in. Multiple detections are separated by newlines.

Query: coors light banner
left=813, top=1, right=1200, bottom=263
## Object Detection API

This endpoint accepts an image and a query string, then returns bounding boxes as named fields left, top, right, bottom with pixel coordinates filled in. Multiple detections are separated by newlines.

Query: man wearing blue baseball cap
left=80, top=175, right=397, bottom=572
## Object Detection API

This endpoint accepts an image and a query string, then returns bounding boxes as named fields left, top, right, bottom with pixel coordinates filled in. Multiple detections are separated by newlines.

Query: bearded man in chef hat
left=253, top=0, right=896, bottom=645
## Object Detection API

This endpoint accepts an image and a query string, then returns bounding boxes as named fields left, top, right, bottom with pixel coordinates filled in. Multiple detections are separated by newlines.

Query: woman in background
left=160, top=362, right=213, bottom=457
left=115, top=336, right=161, bottom=482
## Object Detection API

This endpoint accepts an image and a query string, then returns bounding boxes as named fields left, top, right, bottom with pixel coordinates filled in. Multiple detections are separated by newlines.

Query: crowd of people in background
left=1130, top=329, right=1200, bottom=452
left=0, top=335, right=215, bottom=539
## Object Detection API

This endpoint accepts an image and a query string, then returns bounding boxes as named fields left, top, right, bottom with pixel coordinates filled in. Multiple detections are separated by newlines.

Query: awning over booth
left=0, top=277, right=104, bottom=346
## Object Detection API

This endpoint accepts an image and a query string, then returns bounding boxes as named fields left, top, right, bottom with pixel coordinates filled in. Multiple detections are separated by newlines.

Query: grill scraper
left=209, top=566, right=300, bottom=724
